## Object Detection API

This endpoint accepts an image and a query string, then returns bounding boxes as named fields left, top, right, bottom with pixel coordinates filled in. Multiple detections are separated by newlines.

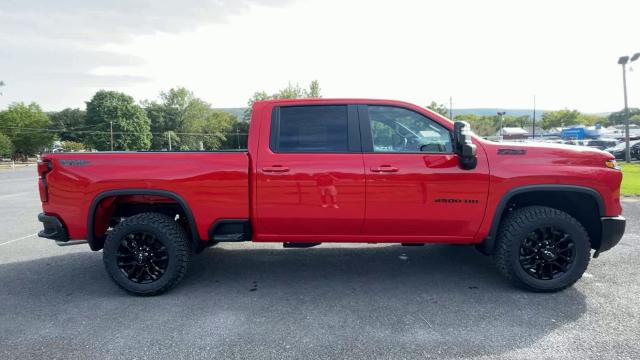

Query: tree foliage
left=0, top=102, right=54, bottom=158
left=61, top=141, right=85, bottom=152
left=540, top=109, right=605, bottom=129
left=453, top=114, right=533, bottom=137
left=143, top=87, right=236, bottom=151
left=85, top=91, right=151, bottom=151
left=0, top=133, right=13, bottom=158
left=540, top=109, right=580, bottom=129
left=243, top=80, right=322, bottom=121
left=220, top=120, right=249, bottom=149
left=181, top=110, right=236, bottom=150
left=49, top=108, right=87, bottom=142
left=426, top=101, right=449, bottom=117
left=608, top=108, right=640, bottom=126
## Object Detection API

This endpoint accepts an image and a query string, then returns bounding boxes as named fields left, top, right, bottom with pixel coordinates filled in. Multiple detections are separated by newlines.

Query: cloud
left=0, top=0, right=292, bottom=42
left=0, top=0, right=292, bottom=108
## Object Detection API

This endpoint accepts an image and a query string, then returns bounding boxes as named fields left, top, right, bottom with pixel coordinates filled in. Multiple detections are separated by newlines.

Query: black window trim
left=357, top=104, right=455, bottom=155
left=269, top=104, right=361, bottom=154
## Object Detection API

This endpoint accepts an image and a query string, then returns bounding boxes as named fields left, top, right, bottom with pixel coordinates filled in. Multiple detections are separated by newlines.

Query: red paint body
left=39, top=99, right=623, bottom=246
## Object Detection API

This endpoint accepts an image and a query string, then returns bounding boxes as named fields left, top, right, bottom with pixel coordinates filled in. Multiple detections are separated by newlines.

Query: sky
left=1, top=0, right=639, bottom=113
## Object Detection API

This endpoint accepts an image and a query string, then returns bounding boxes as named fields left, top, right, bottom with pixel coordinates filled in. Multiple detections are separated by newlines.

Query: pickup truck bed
left=42, top=152, right=249, bottom=245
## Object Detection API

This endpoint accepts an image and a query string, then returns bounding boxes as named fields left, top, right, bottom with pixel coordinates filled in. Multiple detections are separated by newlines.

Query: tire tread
left=103, top=212, right=191, bottom=296
left=493, top=206, right=591, bottom=292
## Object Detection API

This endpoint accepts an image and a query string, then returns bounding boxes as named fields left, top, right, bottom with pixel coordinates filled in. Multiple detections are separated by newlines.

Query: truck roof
left=254, top=98, right=427, bottom=108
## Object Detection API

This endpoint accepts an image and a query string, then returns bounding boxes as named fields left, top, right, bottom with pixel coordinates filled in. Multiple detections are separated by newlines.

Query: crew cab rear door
left=254, top=104, right=365, bottom=241
left=359, top=104, right=490, bottom=242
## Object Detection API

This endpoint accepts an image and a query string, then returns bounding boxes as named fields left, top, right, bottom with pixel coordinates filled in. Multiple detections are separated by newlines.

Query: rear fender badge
left=59, top=159, right=89, bottom=166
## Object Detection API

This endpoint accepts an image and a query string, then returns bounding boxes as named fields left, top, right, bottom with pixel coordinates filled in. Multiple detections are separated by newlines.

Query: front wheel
left=493, top=206, right=591, bottom=292
left=103, top=212, right=191, bottom=296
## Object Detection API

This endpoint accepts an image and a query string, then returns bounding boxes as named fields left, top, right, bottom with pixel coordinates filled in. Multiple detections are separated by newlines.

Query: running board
left=56, top=240, right=88, bottom=247
left=213, top=233, right=246, bottom=242
left=283, top=242, right=321, bottom=248
left=209, top=220, right=251, bottom=242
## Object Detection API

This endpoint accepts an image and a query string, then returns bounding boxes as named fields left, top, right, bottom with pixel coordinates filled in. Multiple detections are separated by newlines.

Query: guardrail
left=0, top=161, right=38, bottom=170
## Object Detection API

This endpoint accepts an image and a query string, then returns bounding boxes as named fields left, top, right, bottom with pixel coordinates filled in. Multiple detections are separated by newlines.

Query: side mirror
left=453, top=121, right=477, bottom=170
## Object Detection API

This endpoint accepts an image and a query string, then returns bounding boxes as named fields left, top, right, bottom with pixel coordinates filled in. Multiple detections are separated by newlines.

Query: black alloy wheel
left=493, top=206, right=591, bottom=292
left=519, top=227, right=575, bottom=280
left=103, top=212, right=190, bottom=296
left=116, top=231, right=169, bottom=284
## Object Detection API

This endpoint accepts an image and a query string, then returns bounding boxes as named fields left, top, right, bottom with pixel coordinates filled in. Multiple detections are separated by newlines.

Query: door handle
left=262, top=166, right=290, bottom=173
left=370, top=165, right=398, bottom=173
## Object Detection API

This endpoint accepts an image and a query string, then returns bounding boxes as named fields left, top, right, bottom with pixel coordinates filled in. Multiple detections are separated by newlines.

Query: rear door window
left=272, top=105, right=350, bottom=152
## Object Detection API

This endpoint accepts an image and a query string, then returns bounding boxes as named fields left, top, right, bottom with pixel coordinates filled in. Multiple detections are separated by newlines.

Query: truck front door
left=255, top=104, right=366, bottom=241
left=359, top=104, right=490, bottom=242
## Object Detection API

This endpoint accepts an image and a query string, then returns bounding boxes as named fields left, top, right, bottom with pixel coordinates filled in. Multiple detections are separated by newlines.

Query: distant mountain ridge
left=451, top=108, right=542, bottom=117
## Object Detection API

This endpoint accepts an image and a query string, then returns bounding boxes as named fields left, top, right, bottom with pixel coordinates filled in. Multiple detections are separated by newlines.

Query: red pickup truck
left=37, top=99, right=625, bottom=296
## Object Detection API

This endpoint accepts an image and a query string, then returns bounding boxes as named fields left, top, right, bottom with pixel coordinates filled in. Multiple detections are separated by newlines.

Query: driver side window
left=368, top=106, right=453, bottom=153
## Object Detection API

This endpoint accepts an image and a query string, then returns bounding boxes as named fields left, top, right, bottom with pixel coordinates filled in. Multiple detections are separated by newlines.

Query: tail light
left=37, top=160, right=52, bottom=202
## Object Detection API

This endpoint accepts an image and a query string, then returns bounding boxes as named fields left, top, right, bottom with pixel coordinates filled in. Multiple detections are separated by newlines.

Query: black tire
left=493, top=206, right=591, bottom=292
left=103, top=212, right=191, bottom=296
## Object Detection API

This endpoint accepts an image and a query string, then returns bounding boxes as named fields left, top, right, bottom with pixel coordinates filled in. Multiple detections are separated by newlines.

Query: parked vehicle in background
left=584, top=139, right=620, bottom=151
left=37, top=98, right=626, bottom=296
left=605, top=140, right=640, bottom=160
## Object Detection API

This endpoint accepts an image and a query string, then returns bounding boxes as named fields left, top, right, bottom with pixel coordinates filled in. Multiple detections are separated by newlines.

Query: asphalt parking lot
left=1, top=167, right=639, bottom=359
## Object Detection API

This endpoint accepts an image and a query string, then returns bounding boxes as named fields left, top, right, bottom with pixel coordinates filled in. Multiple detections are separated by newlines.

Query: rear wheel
left=494, top=206, right=591, bottom=292
left=103, top=212, right=191, bottom=296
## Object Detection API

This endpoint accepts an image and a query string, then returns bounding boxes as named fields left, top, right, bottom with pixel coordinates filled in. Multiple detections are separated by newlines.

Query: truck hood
left=480, top=140, right=615, bottom=168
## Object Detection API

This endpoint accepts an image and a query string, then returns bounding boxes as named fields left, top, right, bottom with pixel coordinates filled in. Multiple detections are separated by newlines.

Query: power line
left=0, top=126, right=247, bottom=137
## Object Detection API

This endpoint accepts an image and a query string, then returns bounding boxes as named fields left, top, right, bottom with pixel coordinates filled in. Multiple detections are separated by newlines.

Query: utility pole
left=110, top=121, right=114, bottom=151
left=618, top=53, right=640, bottom=163
left=497, top=111, right=506, bottom=142
left=622, top=63, right=629, bottom=162
left=532, top=95, right=536, bottom=140
left=168, top=132, right=172, bottom=151
left=449, top=96, right=453, bottom=120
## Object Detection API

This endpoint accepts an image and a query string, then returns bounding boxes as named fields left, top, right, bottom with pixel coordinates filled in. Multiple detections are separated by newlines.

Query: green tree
left=500, top=115, right=532, bottom=129
left=540, top=109, right=581, bottom=129
left=242, top=91, right=272, bottom=122
left=49, top=108, right=87, bottom=142
left=243, top=80, right=322, bottom=121
left=426, top=101, right=449, bottom=117
left=180, top=110, right=235, bottom=150
left=85, top=91, right=151, bottom=151
left=220, top=119, right=249, bottom=149
left=61, top=141, right=85, bottom=152
left=607, top=108, right=640, bottom=126
left=0, top=102, right=54, bottom=159
left=143, top=87, right=234, bottom=150
left=577, top=113, right=605, bottom=127
left=455, top=114, right=499, bottom=137
left=307, top=80, right=321, bottom=98
left=0, top=133, right=13, bottom=158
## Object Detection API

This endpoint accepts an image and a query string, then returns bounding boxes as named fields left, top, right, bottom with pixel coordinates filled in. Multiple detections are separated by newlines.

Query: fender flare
left=478, top=184, right=605, bottom=255
left=86, top=189, right=200, bottom=251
